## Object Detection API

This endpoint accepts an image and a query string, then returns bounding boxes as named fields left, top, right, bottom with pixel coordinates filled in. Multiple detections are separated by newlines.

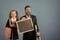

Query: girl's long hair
left=9, top=10, right=18, bottom=19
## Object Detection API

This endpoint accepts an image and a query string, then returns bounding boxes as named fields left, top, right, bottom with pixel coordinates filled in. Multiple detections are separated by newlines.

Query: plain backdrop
left=0, top=0, right=60, bottom=40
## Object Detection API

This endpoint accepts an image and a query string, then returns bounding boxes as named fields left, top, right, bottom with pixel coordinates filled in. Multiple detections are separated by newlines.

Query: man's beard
left=26, top=13, right=31, bottom=16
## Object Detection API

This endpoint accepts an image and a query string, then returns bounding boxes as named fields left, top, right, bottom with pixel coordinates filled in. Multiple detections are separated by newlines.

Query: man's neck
left=26, top=14, right=31, bottom=19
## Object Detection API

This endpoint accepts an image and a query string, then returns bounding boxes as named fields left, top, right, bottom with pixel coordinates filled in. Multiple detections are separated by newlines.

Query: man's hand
left=21, top=17, right=27, bottom=21
left=36, top=32, right=40, bottom=37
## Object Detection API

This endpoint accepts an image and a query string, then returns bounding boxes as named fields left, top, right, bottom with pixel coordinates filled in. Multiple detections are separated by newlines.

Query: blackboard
left=16, top=18, right=34, bottom=34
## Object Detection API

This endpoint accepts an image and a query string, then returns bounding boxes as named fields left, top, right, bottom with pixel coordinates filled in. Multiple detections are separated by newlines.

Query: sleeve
left=5, top=19, right=10, bottom=28
left=34, top=16, right=39, bottom=32
left=20, top=17, right=23, bottom=20
left=17, top=18, right=19, bottom=21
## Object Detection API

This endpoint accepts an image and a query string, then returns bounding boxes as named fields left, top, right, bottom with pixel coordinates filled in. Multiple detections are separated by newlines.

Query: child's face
left=11, top=11, right=17, bottom=18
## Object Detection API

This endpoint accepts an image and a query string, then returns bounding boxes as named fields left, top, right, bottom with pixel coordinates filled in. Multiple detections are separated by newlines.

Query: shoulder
left=5, top=19, right=10, bottom=27
left=6, top=19, right=10, bottom=24
left=20, top=15, right=26, bottom=19
left=7, top=19, right=9, bottom=22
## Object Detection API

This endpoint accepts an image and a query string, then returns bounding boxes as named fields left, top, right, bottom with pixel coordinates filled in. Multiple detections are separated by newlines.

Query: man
left=20, top=5, right=40, bottom=40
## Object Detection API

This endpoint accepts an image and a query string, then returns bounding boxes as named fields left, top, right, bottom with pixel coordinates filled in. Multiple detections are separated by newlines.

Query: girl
left=5, top=10, right=19, bottom=40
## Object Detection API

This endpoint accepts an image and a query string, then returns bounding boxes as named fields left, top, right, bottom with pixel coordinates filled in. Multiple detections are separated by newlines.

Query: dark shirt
left=5, top=19, right=19, bottom=39
left=20, top=15, right=39, bottom=40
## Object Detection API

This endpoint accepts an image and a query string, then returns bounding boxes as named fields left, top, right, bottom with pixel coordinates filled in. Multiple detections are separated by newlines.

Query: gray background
left=0, top=0, right=60, bottom=40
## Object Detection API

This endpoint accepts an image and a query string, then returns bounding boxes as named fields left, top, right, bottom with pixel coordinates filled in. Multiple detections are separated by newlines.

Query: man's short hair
left=25, top=5, right=31, bottom=10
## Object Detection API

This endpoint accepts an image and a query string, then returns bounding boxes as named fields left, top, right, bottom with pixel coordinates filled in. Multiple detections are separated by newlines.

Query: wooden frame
left=16, top=18, right=34, bottom=34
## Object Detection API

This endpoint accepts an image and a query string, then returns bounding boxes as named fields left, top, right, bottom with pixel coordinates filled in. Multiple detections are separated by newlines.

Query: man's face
left=25, top=7, right=31, bottom=15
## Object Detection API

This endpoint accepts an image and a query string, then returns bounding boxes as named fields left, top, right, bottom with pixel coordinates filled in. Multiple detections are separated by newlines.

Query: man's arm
left=34, top=16, right=40, bottom=37
left=34, top=16, right=39, bottom=32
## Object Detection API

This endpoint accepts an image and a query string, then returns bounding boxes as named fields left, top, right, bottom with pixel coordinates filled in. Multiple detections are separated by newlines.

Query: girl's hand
left=10, top=24, right=15, bottom=27
left=10, top=21, right=15, bottom=27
